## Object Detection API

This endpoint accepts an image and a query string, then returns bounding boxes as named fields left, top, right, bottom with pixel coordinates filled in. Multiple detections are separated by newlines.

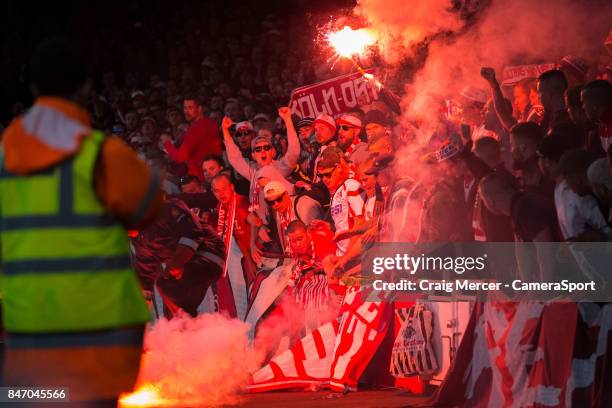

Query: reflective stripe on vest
left=0, top=130, right=150, bottom=333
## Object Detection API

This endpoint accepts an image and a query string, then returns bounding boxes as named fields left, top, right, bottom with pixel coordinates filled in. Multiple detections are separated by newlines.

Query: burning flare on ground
left=119, top=384, right=168, bottom=407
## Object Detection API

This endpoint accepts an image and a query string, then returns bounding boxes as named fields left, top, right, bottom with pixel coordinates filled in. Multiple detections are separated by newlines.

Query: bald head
left=211, top=173, right=234, bottom=204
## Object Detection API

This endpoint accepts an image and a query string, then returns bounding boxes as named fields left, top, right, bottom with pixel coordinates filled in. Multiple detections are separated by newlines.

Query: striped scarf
left=289, top=242, right=329, bottom=311
left=216, top=194, right=236, bottom=277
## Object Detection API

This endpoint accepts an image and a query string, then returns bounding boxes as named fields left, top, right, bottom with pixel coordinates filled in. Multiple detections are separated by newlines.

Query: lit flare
left=327, top=26, right=376, bottom=58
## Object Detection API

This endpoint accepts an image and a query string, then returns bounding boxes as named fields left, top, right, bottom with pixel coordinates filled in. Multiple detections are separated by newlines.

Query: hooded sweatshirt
left=1, top=97, right=162, bottom=228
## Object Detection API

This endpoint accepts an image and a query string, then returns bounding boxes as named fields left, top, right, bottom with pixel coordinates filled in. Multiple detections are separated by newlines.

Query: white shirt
left=330, top=179, right=365, bottom=256
left=554, top=180, right=610, bottom=239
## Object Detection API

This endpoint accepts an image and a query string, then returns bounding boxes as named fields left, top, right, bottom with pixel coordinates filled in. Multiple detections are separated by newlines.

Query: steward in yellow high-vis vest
left=0, top=38, right=162, bottom=406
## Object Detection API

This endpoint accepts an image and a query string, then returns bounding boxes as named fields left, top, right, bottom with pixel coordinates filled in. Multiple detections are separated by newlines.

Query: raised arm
left=277, top=106, right=300, bottom=174
left=481, top=67, right=517, bottom=131
left=221, top=116, right=253, bottom=180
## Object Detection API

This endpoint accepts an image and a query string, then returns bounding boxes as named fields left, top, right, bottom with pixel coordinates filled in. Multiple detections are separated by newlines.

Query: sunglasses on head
left=253, top=145, right=273, bottom=153
left=265, top=193, right=285, bottom=204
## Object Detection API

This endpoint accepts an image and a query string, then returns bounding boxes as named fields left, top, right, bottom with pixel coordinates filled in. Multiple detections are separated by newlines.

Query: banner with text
left=289, top=69, right=379, bottom=118
left=501, top=63, right=557, bottom=86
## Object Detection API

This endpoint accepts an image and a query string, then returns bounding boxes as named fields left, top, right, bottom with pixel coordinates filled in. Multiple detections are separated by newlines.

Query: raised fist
left=221, top=116, right=233, bottom=130
left=277, top=106, right=291, bottom=121
left=480, top=67, right=497, bottom=83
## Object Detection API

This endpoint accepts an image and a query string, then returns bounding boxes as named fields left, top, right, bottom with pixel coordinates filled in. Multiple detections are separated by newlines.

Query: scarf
left=217, top=194, right=237, bottom=277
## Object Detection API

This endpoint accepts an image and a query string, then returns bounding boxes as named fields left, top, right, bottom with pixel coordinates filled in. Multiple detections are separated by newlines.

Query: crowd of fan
left=3, top=1, right=612, bottom=339
left=121, top=52, right=612, bottom=330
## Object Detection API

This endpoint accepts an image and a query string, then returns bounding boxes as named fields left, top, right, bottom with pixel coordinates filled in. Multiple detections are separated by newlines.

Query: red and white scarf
left=217, top=194, right=237, bottom=277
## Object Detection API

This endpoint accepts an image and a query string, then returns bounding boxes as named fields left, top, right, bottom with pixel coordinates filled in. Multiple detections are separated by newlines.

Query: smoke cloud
left=133, top=313, right=264, bottom=407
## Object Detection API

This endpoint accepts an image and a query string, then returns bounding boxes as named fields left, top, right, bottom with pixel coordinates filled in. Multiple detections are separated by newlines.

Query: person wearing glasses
left=316, top=147, right=366, bottom=257
left=221, top=107, right=300, bottom=222
left=336, top=114, right=369, bottom=168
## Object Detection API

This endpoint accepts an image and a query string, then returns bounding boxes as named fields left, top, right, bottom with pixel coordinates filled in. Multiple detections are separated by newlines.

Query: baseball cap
left=251, top=134, right=273, bottom=150
left=365, top=153, right=394, bottom=175
left=337, top=114, right=363, bottom=129
left=364, top=110, right=388, bottom=127
left=263, top=181, right=286, bottom=200
left=314, top=114, right=336, bottom=133
left=298, top=116, right=314, bottom=129
left=317, top=146, right=344, bottom=174
left=235, top=121, right=254, bottom=133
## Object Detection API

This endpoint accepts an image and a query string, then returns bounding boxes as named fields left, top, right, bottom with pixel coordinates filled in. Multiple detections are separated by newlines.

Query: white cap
left=263, top=181, right=287, bottom=200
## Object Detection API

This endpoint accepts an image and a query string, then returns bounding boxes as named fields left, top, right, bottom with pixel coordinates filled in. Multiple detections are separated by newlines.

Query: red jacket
left=164, top=117, right=221, bottom=180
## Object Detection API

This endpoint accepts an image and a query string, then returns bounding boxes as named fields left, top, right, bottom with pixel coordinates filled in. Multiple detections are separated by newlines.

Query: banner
left=289, top=69, right=379, bottom=118
left=501, top=63, right=557, bottom=86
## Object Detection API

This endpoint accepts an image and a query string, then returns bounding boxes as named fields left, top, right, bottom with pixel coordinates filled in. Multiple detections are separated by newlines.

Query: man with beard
left=336, top=114, right=369, bottom=166
left=509, top=122, right=552, bottom=195
left=537, top=70, right=572, bottom=132
left=162, top=95, right=221, bottom=182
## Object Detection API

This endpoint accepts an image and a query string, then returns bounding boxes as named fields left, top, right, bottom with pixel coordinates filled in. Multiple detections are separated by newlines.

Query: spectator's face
left=537, top=80, right=553, bottom=109
left=267, top=192, right=291, bottom=213
left=125, top=112, right=139, bottom=131
left=167, top=110, right=183, bottom=127
left=365, top=123, right=387, bottom=142
left=514, top=85, right=529, bottom=112
left=212, top=178, right=235, bottom=204
left=236, top=130, right=254, bottom=150
left=211, top=96, right=223, bottom=111
left=132, top=95, right=146, bottom=109
left=320, top=165, right=347, bottom=192
left=181, top=180, right=203, bottom=194
left=368, top=136, right=393, bottom=157
left=183, top=100, right=202, bottom=122
left=580, top=90, right=599, bottom=122
left=360, top=173, right=376, bottom=196
left=219, top=83, right=232, bottom=99
left=202, top=160, right=223, bottom=183
left=298, top=125, right=313, bottom=143
left=337, top=125, right=361, bottom=150
left=224, top=103, right=241, bottom=122
left=288, top=228, right=311, bottom=256
left=141, top=121, right=156, bottom=138
left=252, top=141, right=275, bottom=167
left=244, top=105, right=256, bottom=119
left=314, top=123, right=335, bottom=144
left=509, top=134, right=536, bottom=170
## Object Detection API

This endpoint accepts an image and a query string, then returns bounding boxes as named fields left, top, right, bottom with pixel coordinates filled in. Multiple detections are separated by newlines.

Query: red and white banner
left=289, top=70, right=379, bottom=118
left=432, top=301, right=612, bottom=407
left=501, top=63, right=557, bottom=86
left=248, top=287, right=392, bottom=393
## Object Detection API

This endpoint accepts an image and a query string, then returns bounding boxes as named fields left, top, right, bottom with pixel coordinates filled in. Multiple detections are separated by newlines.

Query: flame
left=327, top=26, right=376, bottom=58
left=119, top=384, right=168, bottom=407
